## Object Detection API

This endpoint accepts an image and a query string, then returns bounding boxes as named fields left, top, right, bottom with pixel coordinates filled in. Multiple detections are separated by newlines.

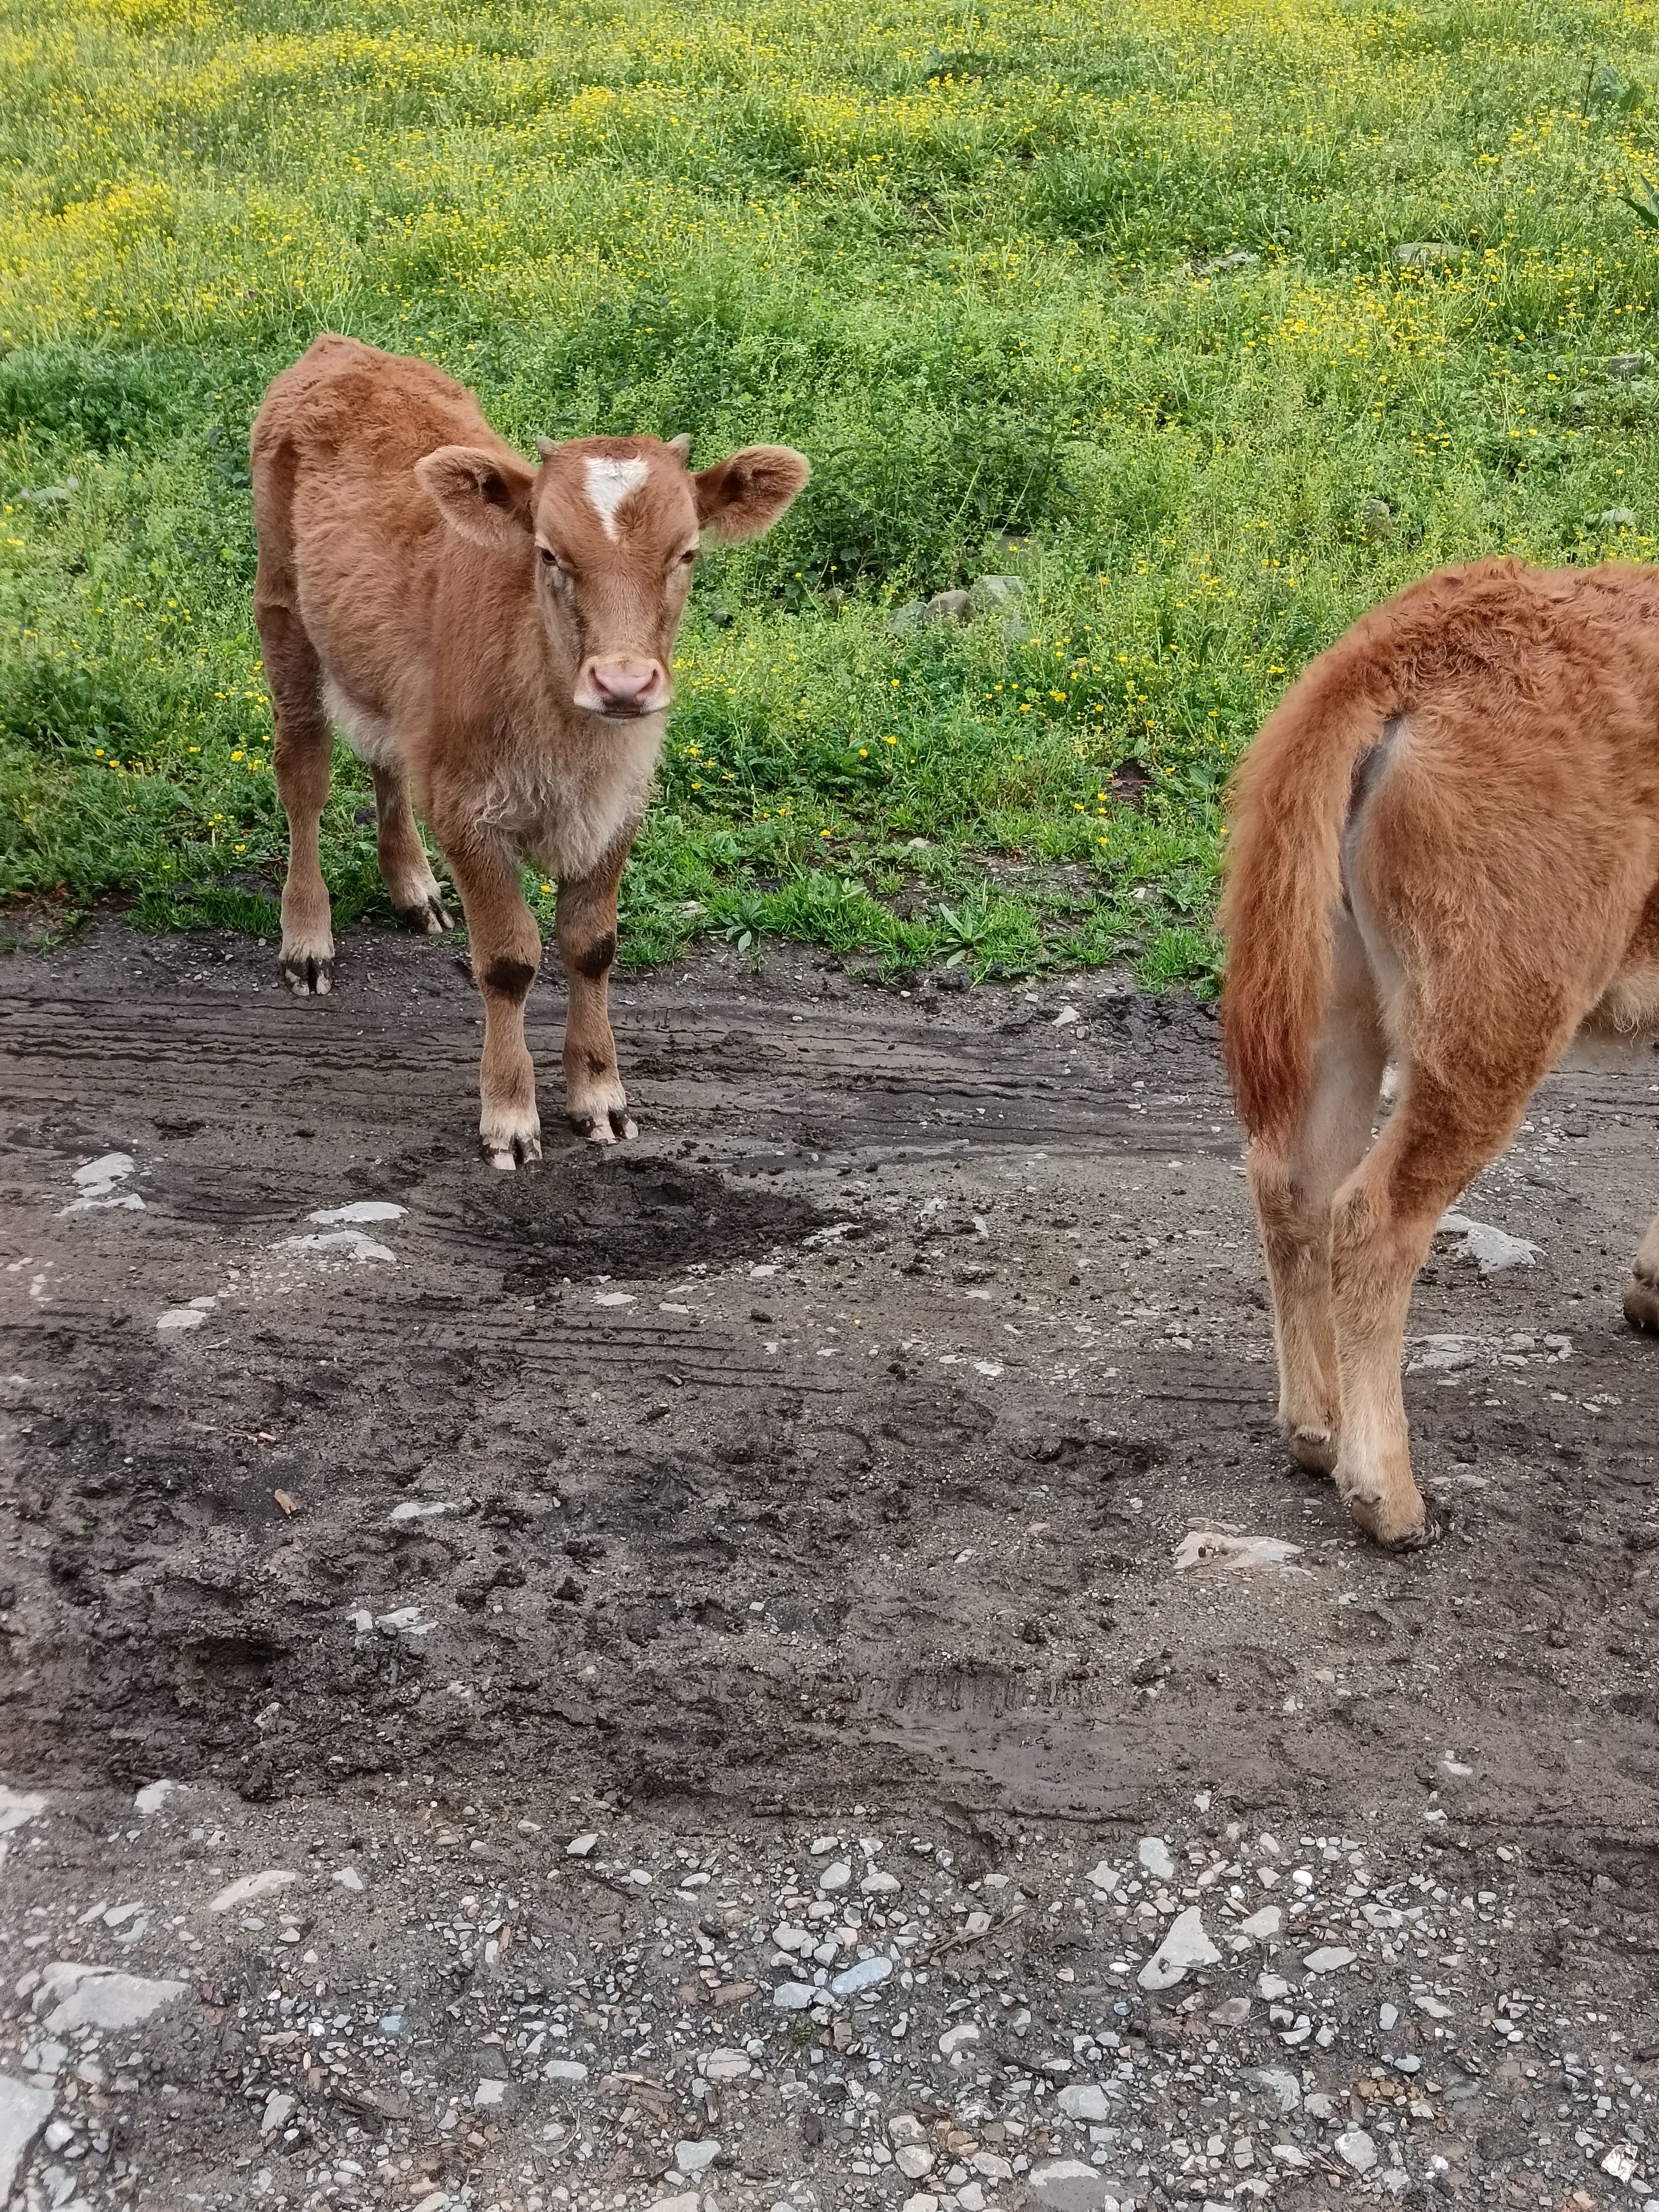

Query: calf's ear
left=414, top=445, right=535, bottom=552
left=693, top=445, right=810, bottom=543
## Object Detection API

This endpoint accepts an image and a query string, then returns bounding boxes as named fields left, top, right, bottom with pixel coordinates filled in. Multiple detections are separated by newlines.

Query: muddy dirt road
left=1, top=920, right=1656, bottom=2212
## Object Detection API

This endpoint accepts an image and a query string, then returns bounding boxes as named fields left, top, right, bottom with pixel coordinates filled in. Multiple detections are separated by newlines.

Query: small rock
left=281, top=1227, right=395, bottom=1262
left=474, top=2078, right=508, bottom=2109
left=1139, top=1906, right=1220, bottom=1991
left=260, top=2092, right=296, bottom=2137
left=1437, top=1212, right=1539, bottom=1276
left=968, top=574, right=1028, bottom=615
left=772, top=1982, right=817, bottom=2011
left=817, top=1860, right=853, bottom=1894
left=890, top=2115, right=927, bottom=2143
left=132, top=1780, right=181, bottom=1817
left=675, top=2137, right=721, bottom=2176
left=938, top=2021, right=980, bottom=2056
left=1057, top=2082, right=1114, bottom=2122
left=38, top=1965, right=185, bottom=2033
left=1335, top=2128, right=1378, bottom=2174
left=388, top=1500, right=456, bottom=1523
left=1174, top=1529, right=1308, bottom=1579
left=1198, top=249, right=1260, bottom=276
left=565, top=1832, right=599, bottom=1857
left=1242, top=2067, right=1301, bottom=2113
left=332, top=1866, right=364, bottom=1893
left=1303, top=1946, right=1357, bottom=1974
left=703, top=2048, right=751, bottom=2083
left=1136, top=1836, right=1175, bottom=1880
left=1237, top=1905, right=1282, bottom=1939
left=1084, top=1860, right=1121, bottom=1894
left=860, top=1869, right=901, bottom=1895
left=156, top=1307, right=207, bottom=1332
left=1395, top=241, right=1464, bottom=265
left=0, top=2074, right=54, bottom=2202
left=1593, top=507, right=1638, bottom=529
left=830, top=1955, right=893, bottom=1996
left=0, top=1788, right=47, bottom=1835
left=1601, top=2146, right=1640, bottom=2184
left=1358, top=496, right=1393, bottom=540
left=921, top=588, right=972, bottom=626
left=1208, top=1996, right=1251, bottom=2026
left=773, top=1923, right=812, bottom=1953
left=211, top=1869, right=300, bottom=1913
left=308, top=1201, right=405, bottom=1225
left=1606, top=352, right=1653, bottom=379
left=887, top=600, right=928, bottom=635
left=542, top=2059, right=589, bottom=2085
left=1257, top=1972, right=1291, bottom=2000
left=897, top=2144, right=937, bottom=2179
left=1379, top=2002, right=1399, bottom=2031
left=1026, top=2158, right=1114, bottom=2211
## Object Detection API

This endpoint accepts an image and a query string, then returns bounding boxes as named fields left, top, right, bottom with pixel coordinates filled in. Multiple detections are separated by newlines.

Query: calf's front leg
left=445, top=840, right=544, bottom=1169
left=557, top=834, right=637, bottom=1144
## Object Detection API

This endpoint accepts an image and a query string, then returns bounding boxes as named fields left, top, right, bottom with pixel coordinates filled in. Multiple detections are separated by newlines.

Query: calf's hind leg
left=1247, top=911, right=1387, bottom=1474
left=371, top=766, right=451, bottom=936
left=557, top=832, right=637, bottom=1144
left=257, top=591, right=336, bottom=997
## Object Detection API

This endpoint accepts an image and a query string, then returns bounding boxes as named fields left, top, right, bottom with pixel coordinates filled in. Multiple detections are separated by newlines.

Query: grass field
left=4, top=0, right=1659, bottom=982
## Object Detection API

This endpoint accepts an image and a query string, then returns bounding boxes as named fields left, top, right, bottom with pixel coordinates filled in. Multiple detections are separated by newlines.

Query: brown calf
left=1220, top=556, right=1659, bottom=1548
left=250, top=335, right=808, bottom=1166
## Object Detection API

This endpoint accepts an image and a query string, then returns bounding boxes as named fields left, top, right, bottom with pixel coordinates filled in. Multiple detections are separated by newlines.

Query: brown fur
left=250, top=335, right=807, bottom=1166
left=1220, top=557, right=1659, bottom=1546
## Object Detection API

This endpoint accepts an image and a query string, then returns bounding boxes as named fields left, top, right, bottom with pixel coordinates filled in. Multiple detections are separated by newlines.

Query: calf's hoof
left=281, top=948, right=334, bottom=997
left=481, top=1123, right=541, bottom=1171
left=1345, top=1484, right=1439, bottom=1552
left=1286, top=1422, right=1337, bottom=1476
left=1623, top=1272, right=1659, bottom=1333
left=570, top=1105, right=638, bottom=1145
left=395, top=892, right=453, bottom=937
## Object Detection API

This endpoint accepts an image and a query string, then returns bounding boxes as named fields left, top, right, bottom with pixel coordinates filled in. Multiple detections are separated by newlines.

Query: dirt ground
left=1, top=915, right=1656, bottom=2212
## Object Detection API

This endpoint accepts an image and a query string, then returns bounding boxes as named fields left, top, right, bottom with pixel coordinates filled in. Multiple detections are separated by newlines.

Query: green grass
left=4, top=0, right=1659, bottom=984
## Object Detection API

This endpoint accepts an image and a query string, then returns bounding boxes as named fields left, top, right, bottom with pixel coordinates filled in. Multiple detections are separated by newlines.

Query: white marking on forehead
left=583, top=455, right=650, bottom=540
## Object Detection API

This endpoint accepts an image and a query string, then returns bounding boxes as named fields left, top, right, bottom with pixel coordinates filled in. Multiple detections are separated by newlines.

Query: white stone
left=261, top=2091, right=295, bottom=2136
left=473, top=2078, right=507, bottom=2108
left=156, top=1307, right=207, bottom=1332
left=1208, top=1996, right=1251, bottom=2026
left=308, top=1201, right=405, bottom=1225
left=1136, top=1837, right=1175, bottom=1881
left=1335, top=2128, right=1378, bottom=2173
left=133, top=1780, right=181, bottom=1816
left=1057, top=2082, right=1113, bottom=2122
left=772, top=1982, right=816, bottom=2011
left=565, top=1832, right=599, bottom=1857
left=0, top=2075, right=53, bottom=2202
left=1139, top=1907, right=1220, bottom=1991
left=1242, top=2067, right=1300, bottom=2113
left=860, top=1869, right=901, bottom=1895
left=1438, top=1212, right=1539, bottom=1276
left=1414, top=1993, right=1453, bottom=2019
left=388, top=1500, right=455, bottom=1523
left=279, top=1227, right=395, bottom=1262
left=674, top=2137, right=721, bottom=2176
left=817, top=1860, right=853, bottom=1893
left=1084, top=1860, right=1121, bottom=1894
left=938, top=2021, right=980, bottom=2055
left=211, top=1869, right=299, bottom=1913
left=332, top=1867, right=364, bottom=1893
left=889, top=2114, right=927, bottom=2144
left=1272, top=2145, right=1310, bottom=2169
left=1237, top=1906, right=1281, bottom=1939
left=830, top=1955, right=892, bottom=1996
left=38, top=1964, right=184, bottom=2032
left=896, top=2145, right=936, bottom=2180
left=703, top=2048, right=751, bottom=2083
left=1257, top=1972, right=1291, bottom=2000
left=1303, top=1946, right=1356, bottom=1974
left=1027, top=2158, right=1113, bottom=2211
left=773, top=1923, right=812, bottom=1952
left=542, top=2060, right=589, bottom=2085
left=1603, top=2147, right=1640, bottom=2185
left=1173, top=1529, right=1309, bottom=1578
left=1379, top=2002, right=1399, bottom=2031
left=0, top=1788, right=46, bottom=1835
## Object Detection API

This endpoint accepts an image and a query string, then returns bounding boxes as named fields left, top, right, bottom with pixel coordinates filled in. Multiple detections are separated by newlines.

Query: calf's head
left=415, top=432, right=809, bottom=721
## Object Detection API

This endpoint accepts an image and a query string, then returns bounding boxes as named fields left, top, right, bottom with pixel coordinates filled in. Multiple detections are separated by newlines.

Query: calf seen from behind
left=1221, top=557, right=1659, bottom=1548
left=251, top=335, right=808, bottom=1166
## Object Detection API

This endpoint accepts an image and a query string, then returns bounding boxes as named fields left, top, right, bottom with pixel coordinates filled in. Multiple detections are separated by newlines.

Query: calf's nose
left=577, top=657, right=668, bottom=716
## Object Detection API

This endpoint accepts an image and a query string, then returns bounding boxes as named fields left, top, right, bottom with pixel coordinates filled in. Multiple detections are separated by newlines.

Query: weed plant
left=3, top=0, right=1659, bottom=982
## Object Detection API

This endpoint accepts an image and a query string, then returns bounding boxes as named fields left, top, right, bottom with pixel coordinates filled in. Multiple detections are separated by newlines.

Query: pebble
left=132, top=1779, right=182, bottom=1816
left=897, top=2142, right=937, bottom=2178
left=473, top=2078, right=507, bottom=2109
left=332, top=1865, right=364, bottom=1892
left=542, top=2060, right=589, bottom=2084
left=307, top=1200, right=404, bottom=1225
left=772, top=1982, right=816, bottom=2011
left=36, top=1963, right=185, bottom=2032
left=1139, top=1906, right=1220, bottom=1990
left=830, top=1955, right=893, bottom=1996
left=565, top=1832, right=599, bottom=1857
left=261, top=2092, right=296, bottom=2136
left=859, top=1868, right=901, bottom=1895
left=817, top=1860, right=853, bottom=1893
left=0, top=1789, right=47, bottom=1835
left=1057, top=2082, right=1114, bottom=2122
left=674, top=2137, right=721, bottom=2175
left=1243, top=2067, right=1301, bottom=2113
left=210, top=1869, right=299, bottom=1913
left=938, top=2021, right=980, bottom=2055
left=1336, top=2128, right=1379, bottom=2173
left=1027, top=2158, right=1114, bottom=2211
left=0, top=2075, right=54, bottom=2202
left=1136, top=1836, right=1176, bottom=1880
left=703, top=2048, right=751, bottom=2082
left=1302, top=1945, right=1357, bottom=1973
left=1208, top=1996, right=1251, bottom=2026
left=1237, top=1905, right=1281, bottom=1938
